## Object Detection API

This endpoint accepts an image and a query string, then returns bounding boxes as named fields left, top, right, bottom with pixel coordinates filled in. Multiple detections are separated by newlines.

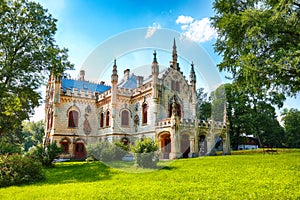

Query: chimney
left=124, top=69, right=130, bottom=81
left=137, top=76, right=144, bottom=87
left=79, top=70, right=85, bottom=81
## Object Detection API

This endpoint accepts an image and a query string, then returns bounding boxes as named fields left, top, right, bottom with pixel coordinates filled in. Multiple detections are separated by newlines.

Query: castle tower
left=151, top=51, right=159, bottom=125
left=190, top=62, right=197, bottom=118
left=111, top=59, right=118, bottom=130
left=43, top=73, right=61, bottom=146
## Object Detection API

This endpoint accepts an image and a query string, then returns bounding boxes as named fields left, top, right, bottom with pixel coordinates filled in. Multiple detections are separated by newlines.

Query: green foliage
left=212, top=0, right=300, bottom=96
left=0, top=0, right=73, bottom=142
left=0, top=151, right=300, bottom=199
left=282, top=108, right=300, bottom=148
left=222, top=83, right=285, bottom=149
left=22, top=120, right=44, bottom=151
left=86, top=141, right=128, bottom=162
left=29, top=142, right=63, bottom=167
left=132, top=138, right=158, bottom=168
left=0, top=138, right=22, bottom=154
left=0, top=154, right=44, bottom=187
left=196, top=88, right=212, bottom=120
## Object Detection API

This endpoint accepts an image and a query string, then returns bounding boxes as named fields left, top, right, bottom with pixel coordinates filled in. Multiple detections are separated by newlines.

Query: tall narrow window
left=121, top=110, right=129, bottom=126
left=61, top=140, right=69, bottom=154
left=142, top=103, right=147, bottom=124
left=176, top=81, right=180, bottom=91
left=68, top=111, right=78, bottom=128
left=106, top=111, right=110, bottom=127
left=100, top=113, right=104, bottom=128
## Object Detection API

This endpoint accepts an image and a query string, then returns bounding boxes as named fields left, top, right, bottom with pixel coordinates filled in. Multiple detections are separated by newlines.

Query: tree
left=281, top=108, right=300, bottom=148
left=196, top=88, right=212, bottom=120
left=0, top=0, right=73, bottom=142
left=22, top=120, right=44, bottom=151
left=212, top=0, right=300, bottom=96
left=222, top=83, right=285, bottom=149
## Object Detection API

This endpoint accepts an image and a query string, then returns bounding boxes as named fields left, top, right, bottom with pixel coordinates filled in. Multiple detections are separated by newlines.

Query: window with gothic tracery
left=142, top=103, right=147, bottom=124
left=100, top=112, right=104, bottom=128
left=121, top=110, right=129, bottom=126
left=106, top=111, right=110, bottom=127
left=68, top=110, right=78, bottom=128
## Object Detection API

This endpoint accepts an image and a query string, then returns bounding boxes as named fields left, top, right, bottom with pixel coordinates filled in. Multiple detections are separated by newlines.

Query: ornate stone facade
left=44, top=40, right=230, bottom=159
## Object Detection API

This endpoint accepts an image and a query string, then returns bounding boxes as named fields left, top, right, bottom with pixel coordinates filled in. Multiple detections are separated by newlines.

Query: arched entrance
left=181, top=134, right=190, bottom=158
left=121, top=137, right=129, bottom=146
left=74, top=139, right=86, bottom=158
left=215, top=136, right=223, bottom=154
left=160, top=133, right=171, bottom=159
left=199, top=135, right=207, bottom=156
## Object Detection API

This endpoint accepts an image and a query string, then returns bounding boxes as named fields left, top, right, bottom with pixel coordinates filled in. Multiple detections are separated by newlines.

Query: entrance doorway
left=199, top=135, right=207, bottom=156
left=160, top=133, right=171, bottom=159
left=74, top=142, right=86, bottom=158
left=181, top=134, right=190, bottom=158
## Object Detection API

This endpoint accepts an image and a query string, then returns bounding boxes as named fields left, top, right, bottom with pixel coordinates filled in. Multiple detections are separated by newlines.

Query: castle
left=43, top=40, right=230, bottom=159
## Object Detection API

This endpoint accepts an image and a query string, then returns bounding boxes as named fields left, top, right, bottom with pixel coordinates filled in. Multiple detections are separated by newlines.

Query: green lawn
left=1, top=151, right=299, bottom=199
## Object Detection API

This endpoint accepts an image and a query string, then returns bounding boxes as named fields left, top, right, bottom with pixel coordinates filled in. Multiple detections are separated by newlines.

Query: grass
left=0, top=150, right=299, bottom=199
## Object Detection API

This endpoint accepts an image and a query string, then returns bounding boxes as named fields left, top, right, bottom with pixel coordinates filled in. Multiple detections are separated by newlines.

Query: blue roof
left=61, top=79, right=111, bottom=93
left=118, top=74, right=137, bottom=89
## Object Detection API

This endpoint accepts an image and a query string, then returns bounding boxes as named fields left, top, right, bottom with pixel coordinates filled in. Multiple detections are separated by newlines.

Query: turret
left=111, top=59, right=118, bottom=129
left=171, top=38, right=179, bottom=71
left=190, top=62, right=196, bottom=92
left=111, top=59, right=118, bottom=84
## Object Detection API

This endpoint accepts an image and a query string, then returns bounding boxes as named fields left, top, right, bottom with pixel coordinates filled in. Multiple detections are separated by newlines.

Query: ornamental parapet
left=61, top=87, right=97, bottom=99
left=198, top=119, right=227, bottom=129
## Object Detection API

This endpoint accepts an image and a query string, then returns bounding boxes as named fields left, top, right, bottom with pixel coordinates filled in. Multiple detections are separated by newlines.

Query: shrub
left=0, top=154, right=45, bottom=187
left=86, top=141, right=128, bottom=162
left=132, top=138, right=158, bottom=168
left=29, top=142, right=63, bottom=167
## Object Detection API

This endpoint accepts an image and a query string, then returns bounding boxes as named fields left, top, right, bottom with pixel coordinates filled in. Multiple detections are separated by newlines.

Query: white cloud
left=145, top=22, right=161, bottom=39
left=176, top=15, right=194, bottom=24
left=176, top=16, right=217, bottom=43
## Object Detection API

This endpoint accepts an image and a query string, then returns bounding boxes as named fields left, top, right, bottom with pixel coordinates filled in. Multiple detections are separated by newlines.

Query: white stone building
left=44, top=40, right=230, bottom=159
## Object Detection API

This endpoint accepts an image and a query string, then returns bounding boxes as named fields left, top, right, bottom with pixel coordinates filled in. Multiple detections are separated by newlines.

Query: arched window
left=100, top=112, right=104, bottom=128
left=68, top=110, right=78, bottom=128
left=121, top=110, right=129, bottom=126
left=142, top=103, right=147, bottom=124
left=106, top=111, right=110, bottom=127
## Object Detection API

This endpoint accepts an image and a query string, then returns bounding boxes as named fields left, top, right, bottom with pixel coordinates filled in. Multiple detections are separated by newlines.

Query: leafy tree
left=222, top=83, right=285, bottom=149
left=22, top=120, right=44, bottom=151
left=212, top=0, right=300, bottom=96
left=0, top=0, right=73, bottom=142
left=281, top=108, right=300, bottom=148
left=196, top=88, right=212, bottom=120
left=210, top=85, right=226, bottom=122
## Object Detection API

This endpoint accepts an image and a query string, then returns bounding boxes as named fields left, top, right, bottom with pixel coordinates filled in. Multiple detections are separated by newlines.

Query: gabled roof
left=61, top=78, right=111, bottom=93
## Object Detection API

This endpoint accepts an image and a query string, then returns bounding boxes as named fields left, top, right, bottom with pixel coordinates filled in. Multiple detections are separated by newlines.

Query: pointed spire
left=153, top=50, right=157, bottom=63
left=111, top=58, right=118, bottom=83
left=190, top=61, right=196, bottom=84
left=172, top=38, right=178, bottom=70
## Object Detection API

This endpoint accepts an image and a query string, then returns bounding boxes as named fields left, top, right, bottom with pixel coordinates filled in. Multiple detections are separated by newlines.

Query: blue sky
left=31, top=0, right=299, bottom=121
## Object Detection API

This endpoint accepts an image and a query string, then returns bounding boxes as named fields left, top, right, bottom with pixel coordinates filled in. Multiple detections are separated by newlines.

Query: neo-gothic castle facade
left=44, top=40, right=230, bottom=159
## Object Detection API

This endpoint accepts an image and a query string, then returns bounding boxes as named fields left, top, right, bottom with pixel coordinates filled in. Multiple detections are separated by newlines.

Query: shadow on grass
left=40, top=161, right=116, bottom=185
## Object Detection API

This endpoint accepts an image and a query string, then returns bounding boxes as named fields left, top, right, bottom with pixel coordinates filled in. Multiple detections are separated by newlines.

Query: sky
left=31, top=0, right=299, bottom=121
